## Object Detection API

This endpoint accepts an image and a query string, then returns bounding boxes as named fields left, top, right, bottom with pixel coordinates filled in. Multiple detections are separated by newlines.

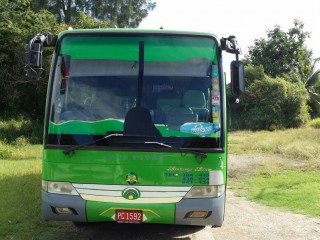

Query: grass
left=230, top=167, right=320, bottom=217
left=228, top=127, right=320, bottom=164
left=0, top=144, right=66, bottom=239
left=0, top=144, right=101, bottom=240
left=0, top=120, right=74, bottom=240
left=228, top=125, right=320, bottom=217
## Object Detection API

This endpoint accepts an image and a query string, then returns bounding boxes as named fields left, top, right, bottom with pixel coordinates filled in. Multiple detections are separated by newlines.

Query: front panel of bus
left=42, top=30, right=227, bottom=226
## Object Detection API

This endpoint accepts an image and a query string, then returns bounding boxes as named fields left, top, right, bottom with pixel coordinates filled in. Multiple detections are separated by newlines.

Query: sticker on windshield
left=180, top=123, right=218, bottom=136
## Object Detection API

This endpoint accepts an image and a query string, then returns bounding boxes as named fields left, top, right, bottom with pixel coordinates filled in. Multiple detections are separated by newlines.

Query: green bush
left=230, top=77, right=310, bottom=130
left=308, top=118, right=320, bottom=129
left=244, top=64, right=265, bottom=85
left=0, top=119, right=43, bottom=144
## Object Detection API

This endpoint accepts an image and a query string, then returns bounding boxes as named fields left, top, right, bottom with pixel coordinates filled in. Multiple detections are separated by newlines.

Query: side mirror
left=25, top=42, right=43, bottom=77
left=25, top=33, right=57, bottom=78
left=231, top=60, right=245, bottom=97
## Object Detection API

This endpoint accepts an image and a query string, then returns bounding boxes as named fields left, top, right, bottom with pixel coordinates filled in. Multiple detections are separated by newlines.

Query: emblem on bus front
left=122, top=187, right=140, bottom=200
left=126, top=172, right=138, bottom=185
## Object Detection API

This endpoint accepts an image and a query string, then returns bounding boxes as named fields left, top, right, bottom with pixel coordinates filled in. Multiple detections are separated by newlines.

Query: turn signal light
left=185, top=211, right=211, bottom=218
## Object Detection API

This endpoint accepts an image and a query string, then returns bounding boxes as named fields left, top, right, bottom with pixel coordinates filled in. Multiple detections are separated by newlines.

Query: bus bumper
left=42, top=191, right=86, bottom=222
left=42, top=190, right=225, bottom=227
left=175, top=193, right=225, bottom=227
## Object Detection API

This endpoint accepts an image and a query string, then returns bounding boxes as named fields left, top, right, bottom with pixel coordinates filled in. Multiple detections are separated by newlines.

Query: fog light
left=54, top=207, right=75, bottom=215
left=185, top=211, right=210, bottom=218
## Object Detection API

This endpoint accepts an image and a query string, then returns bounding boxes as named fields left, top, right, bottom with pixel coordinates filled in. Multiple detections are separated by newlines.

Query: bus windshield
left=47, top=33, right=222, bottom=149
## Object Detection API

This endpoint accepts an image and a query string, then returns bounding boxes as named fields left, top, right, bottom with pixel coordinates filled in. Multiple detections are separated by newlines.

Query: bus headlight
left=42, top=180, right=79, bottom=195
left=184, top=185, right=225, bottom=198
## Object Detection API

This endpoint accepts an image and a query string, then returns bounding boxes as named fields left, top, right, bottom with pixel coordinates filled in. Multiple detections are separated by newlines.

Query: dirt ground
left=207, top=190, right=320, bottom=240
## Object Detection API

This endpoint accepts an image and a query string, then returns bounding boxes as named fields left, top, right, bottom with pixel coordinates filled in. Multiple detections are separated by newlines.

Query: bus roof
left=57, top=28, right=220, bottom=43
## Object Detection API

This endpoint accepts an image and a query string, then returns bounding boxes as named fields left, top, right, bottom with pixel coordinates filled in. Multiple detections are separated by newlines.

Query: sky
left=139, top=0, right=320, bottom=67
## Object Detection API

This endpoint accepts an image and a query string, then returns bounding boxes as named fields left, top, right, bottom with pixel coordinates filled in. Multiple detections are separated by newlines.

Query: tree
left=89, top=0, right=156, bottom=28
left=229, top=20, right=315, bottom=130
left=31, top=0, right=156, bottom=27
left=69, top=11, right=110, bottom=29
left=245, top=19, right=313, bottom=83
left=306, top=57, right=320, bottom=117
left=0, top=0, right=110, bottom=119
left=0, top=0, right=60, bottom=118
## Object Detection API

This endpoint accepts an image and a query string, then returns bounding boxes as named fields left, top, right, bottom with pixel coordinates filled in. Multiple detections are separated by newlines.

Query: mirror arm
left=221, top=36, right=241, bottom=56
left=236, top=52, right=239, bottom=61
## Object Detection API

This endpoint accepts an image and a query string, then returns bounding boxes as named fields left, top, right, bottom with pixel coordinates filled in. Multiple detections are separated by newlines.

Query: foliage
left=236, top=20, right=316, bottom=131
left=244, top=20, right=319, bottom=119
left=230, top=21, right=315, bottom=131
left=308, top=118, right=320, bottom=129
left=0, top=0, right=60, bottom=119
left=0, top=118, right=43, bottom=145
left=245, top=19, right=313, bottom=83
left=69, top=12, right=110, bottom=29
left=243, top=64, right=265, bottom=85
left=305, top=57, right=320, bottom=116
left=229, top=72, right=310, bottom=130
left=0, top=0, right=154, bottom=120
left=31, top=0, right=156, bottom=27
left=89, top=0, right=156, bottom=28
left=0, top=1, right=109, bottom=120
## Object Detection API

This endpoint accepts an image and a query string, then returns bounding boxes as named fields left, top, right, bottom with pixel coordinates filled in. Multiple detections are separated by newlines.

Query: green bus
left=26, top=29, right=244, bottom=227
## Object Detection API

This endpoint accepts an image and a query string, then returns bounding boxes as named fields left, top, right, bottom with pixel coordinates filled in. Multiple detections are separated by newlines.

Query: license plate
left=116, top=210, right=142, bottom=224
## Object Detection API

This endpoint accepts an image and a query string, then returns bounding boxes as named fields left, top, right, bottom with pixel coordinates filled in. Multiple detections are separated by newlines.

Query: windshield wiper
left=144, top=141, right=207, bottom=160
left=63, top=133, right=154, bottom=155
left=63, top=135, right=207, bottom=160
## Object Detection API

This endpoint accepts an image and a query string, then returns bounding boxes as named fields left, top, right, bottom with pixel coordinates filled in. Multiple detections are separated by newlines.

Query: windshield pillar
left=136, top=41, right=145, bottom=108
